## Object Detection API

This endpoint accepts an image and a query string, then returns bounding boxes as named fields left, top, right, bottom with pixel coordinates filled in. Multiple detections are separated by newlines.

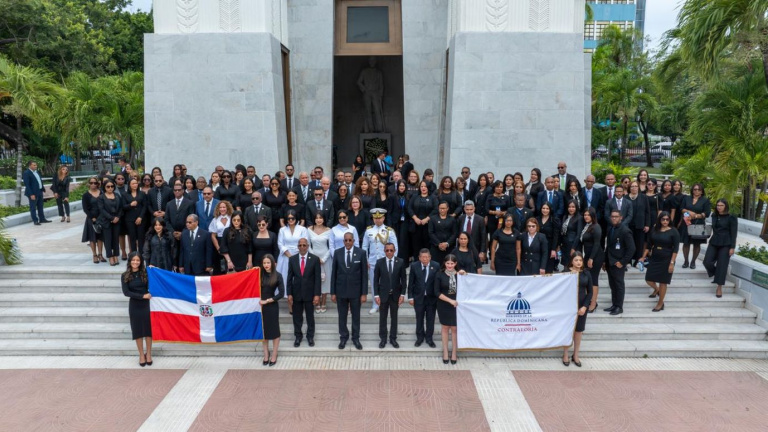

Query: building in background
left=584, top=0, right=646, bottom=51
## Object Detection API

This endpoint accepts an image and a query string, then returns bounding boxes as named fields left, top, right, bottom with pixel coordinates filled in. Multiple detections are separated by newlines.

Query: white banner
left=457, top=273, right=578, bottom=351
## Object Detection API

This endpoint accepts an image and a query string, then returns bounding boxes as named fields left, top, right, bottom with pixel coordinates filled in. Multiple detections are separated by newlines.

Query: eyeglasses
left=461, top=171, right=469, bottom=174
left=557, top=166, right=565, bottom=169
left=252, top=197, right=261, bottom=201
left=314, top=194, right=323, bottom=197
left=660, top=217, right=670, bottom=221
left=343, top=238, right=354, bottom=242
left=271, top=183, right=279, bottom=186
left=203, top=192, right=212, bottom=195
left=286, top=217, right=296, bottom=221
left=89, top=181, right=98, bottom=185
left=105, top=185, right=114, bottom=189
left=527, top=225, right=536, bottom=227
left=338, top=215, right=348, bottom=220
left=385, top=249, right=395, bottom=253
left=257, top=223, right=267, bottom=227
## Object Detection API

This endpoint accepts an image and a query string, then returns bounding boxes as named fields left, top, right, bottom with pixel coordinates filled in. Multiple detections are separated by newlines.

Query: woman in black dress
left=571, top=208, right=603, bottom=312
left=659, top=180, right=677, bottom=223
left=220, top=212, right=253, bottom=272
left=645, top=178, right=661, bottom=230
left=537, top=202, right=560, bottom=274
left=280, top=189, right=305, bottom=227
left=353, top=176, right=375, bottom=210
left=516, top=218, right=549, bottom=275
left=52, top=165, right=72, bottom=222
left=374, top=181, right=393, bottom=224
left=348, top=196, right=371, bottom=247
left=214, top=170, right=240, bottom=206
left=334, top=184, right=350, bottom=212
left=680, top=183, right=711, bottom=269
left=263, top=178, right=287, bottom=233
left=428, top=201, right=458, bottom=264
left=82, top=176, right=105, bottom=263
left=123, top=178, right=148, bottom=255
left=122, top=252, right=152, bottom=367
left=143, top=217, right=175, bottom=270
left=452, top=232, right=482, bottom=274
left=627, top=181, right=651, bottom=266
left=435, top=176, right=461, bottom=218
left=99, top=179, right=124, bottom=266
left=454, top=177, right=467, bottom=213
left=559, top=201, right=582, bottom=270
left=435, top=254, right=462, bottom=364
left=405, top=170, right=421, bottom=196
left=704, top=199, right=738, bottom=298
left=235, top=178, right=256, bottom=212
left=183, top=177, right=200, bottom=203
left=259, top=254, right=284, bottom=367
left=562, top=252, right=591, bottom=368
left=490, top=213, right=519, bottom=276
left=485, top=180, right=510, bottom=239
left=352, top=154, right=366, bottom=182
left=565, top=180, right=586, bottom=214
left=639, top=211, right=680, bottom=312
left=391, top=180, right=410, bottom=260
left=671, top=180, right=686, bottom=231
left=525, top=168, right=544, bottom=203
left=407, top=181, right=436, bottom=259
left=252, top=216, right=279, bottom=265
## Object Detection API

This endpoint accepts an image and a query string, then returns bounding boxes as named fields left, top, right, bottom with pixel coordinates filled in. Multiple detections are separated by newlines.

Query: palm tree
left=94, top=72, right=144, bottom=166
left=0, top=56, right=61, bottom=206
left=677, top=0, right=768, bottom=89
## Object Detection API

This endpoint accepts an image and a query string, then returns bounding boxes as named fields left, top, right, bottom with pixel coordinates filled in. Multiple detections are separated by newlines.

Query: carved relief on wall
left=528, top=0, right=551, bottom=32
left=176, top=0, right=199, bottom=33
left=219, top=0, right=242, bottom=32
left=485, top=0, right=509, bottom=32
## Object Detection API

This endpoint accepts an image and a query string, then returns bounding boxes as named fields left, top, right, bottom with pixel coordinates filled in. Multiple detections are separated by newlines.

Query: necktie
left=156, top=189, right=162, bottom=212
left=288, top=178, right=292, bottom=189
left=303, top=187, right=307, bottom=201
left=324, top=191, right=328, bottom=200
left=560, top=175, right=565, bottom=190
left=388, top=259, right=393, bottom=276
left=467, top=216, right=472, bottom=233
left=608, top=188, right=613, bottom=200
left=548, top=191, right=553, bottom=203
left=380, top=160, right=385, bottom=172
left=205, top=201, right=210, bottom=217
left=317, top=200, right=322, bottom=211
left=346, top=250, right=351, bottom=268
left=190, top=230, right=194, bottom=245
left=617, top=199, right=622, bottom=211
left=176, top=199, right=181, bottom=210
left=423, top=265, right=428, bottom=282
left=301, top=255, right=305, bottom=276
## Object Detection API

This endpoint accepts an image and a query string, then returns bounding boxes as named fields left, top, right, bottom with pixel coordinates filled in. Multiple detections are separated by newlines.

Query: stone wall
left=444, top=31, right=590, bottom=180
left=144, top=33, right=288, bottom=177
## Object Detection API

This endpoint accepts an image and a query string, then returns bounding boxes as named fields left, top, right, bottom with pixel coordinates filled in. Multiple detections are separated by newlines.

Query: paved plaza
left=2, top=213, right=768, bottom=431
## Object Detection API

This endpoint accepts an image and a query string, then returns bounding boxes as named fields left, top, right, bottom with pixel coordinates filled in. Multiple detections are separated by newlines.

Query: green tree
left=94, top=72, right=144, bottom=165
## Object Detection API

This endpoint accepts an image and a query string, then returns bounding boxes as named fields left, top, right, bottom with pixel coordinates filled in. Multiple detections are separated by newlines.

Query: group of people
left=109, top=154, right=737, bottom=368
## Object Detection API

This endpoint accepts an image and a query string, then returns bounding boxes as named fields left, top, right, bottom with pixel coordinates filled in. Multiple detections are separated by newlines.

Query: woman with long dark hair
left=251, top=216, right=279, bottom=266
left=571, top=208, right=603, bottom=312
left=98, top=179, right=123, bottom=266
left=671, top=180, right=685, bottom=230
left=407, top=181, right=436, bottom=259
left=143, top=217, right=175, bottom=270
left=263, top=178, right=287, bottom=233
left=516, top=218, right=549, bottom=276
left=435, top=254, right=463, bottom=364
left=277, top=209, right=309, bottom=283
left=214, top=170, right=240, bottom=205
left=537, top=202, right=560, bottom=274
left=485, top=180, right=510, bottom=237
left=52, top=165, right=72, bottom=222
left=122, top=252, right=152, bottom=367
left=436, top=176, right=461, bottom=218
left=353, top=176, right=375, bottom=209
left=347, top=196, right=371, bottom=246
left=627, top=181, right=651, bottom=266
left=374, top=180, right=393, bottom=224
left=334, top=183, right=350, bottom=212
left=391, top=180, right=410, bottom=260
left=123, top=178, right=147, bottom=255
left=704, top=199, right=738, bottom=299
left=220, top=211, right=253, bottom=272
left=259, top=254, right=284, bottom=366
left=559, top=201, right=582, bottom=270
left=562, top=252, right=591, bottom=368
left=82, top=176, right=104, bottom=263
left=640, top=211, right=680, bottom=312
left=525, top=168, right=544, bottom=200
left=280, top=189, right=305, bottom=227
left=490, top=213, right=518, bottom=276
left=352, top=154, right=366, bottom=181
left=679, top=183, right=710, bottom=269
left=659, top=180, right=676, bottom=223
left=452, top=231, right=482, bottom=274
left=308, top=212, right=332, bottom=313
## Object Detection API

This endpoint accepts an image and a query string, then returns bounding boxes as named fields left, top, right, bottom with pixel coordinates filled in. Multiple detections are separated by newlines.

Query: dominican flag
left=148, top=267, right=263, bottom=343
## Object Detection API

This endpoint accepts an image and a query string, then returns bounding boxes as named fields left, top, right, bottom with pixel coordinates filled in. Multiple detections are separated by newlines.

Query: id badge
left=615, top=241, right=621, bottom=250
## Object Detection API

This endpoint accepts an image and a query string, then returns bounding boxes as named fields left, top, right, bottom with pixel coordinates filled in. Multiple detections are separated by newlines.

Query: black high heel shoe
left=263, top=352, right=270, bottom=366
left=588, top=303, right=597, bottom=313
left=442, top=355, right=449, bottom=365
left=682, top=262, right=689, bottom=269
left=652, top=303, right=664, bottom=312
left=269, top=356, right=278, bottom=367
left=562, top=356, right=570, bottom=367
left=689, top=262, right=696, bottom=270
left=649, top=291, right=659, bottom=298
left=571, top=356, right=582, bottom=367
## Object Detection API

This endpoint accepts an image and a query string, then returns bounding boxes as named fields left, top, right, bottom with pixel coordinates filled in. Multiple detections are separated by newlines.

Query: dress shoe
left=338, top=340, right=347, bottom=349
left=390, top=340, right=399, bottom=349
left=689, top=262, right=696, bottom=270
left=450, top=359, right=457, bottom=365
left=269, top=358, right=277, bottom=367
left=414, top=339, right=423, bottom=347
left=588, top=303, right=598, bottom=313
left=147, top=361, right=153, bottom=366
left=562, top=357, right=570, bottom=367
left=652, top=303, right=664, bottom=312
left=443, top=357, right=449, bottom=364
left=34, top=222, right=41, bottom=226
left=263, top=358, right=270, bottom=366
left=293, top=336, right=302, bottom=347
left=379, top=341, right=386, bottom=349
left=41, top=219, right=52, bottom=223
left=682, top=262, right=689, bottom=268
left=603, top=305, right=616, bottom=312
left=571, top=356, right=582, bottom=367
left=609, top=307, right=623, bottom=315
left=369, top=307, right=378, bottom=314
left=353, top=340, right=363, bottom=350
left=307, top=337, right=315, bottom=347
left=427, top=341, right=436, bottom=348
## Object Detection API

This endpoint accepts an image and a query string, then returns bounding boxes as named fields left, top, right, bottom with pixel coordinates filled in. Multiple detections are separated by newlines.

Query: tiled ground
left=515, top=371, right=768, bottom=432
left=0, top=369, right=184, bottom=431
left=189, top=370, right=491, bottom=432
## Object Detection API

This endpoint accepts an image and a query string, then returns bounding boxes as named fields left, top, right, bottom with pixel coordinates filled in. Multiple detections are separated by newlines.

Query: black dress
left=235, top=192, right=253, bottom=212
left=645, top=228, right=681, bottom=285
left=559, top=214, right=582, bottom=269
left=263, top=191, right=287, bottom=233
left=435, top=271, right=457, bottom=326
left=348, top=209, right=371, bottom=247
left=572, top=224, right=604, bottom=285
left=575, top=271, right=593, bottom=333
left=492, top=228, right=519, bottom=276
left=646, top=193, right=661, bottom=229
left=485, top=194, right=510, bottom=235
left=680, top=195, right=711, bottom=245
left=435, top=190, right=462, bottom=217
left=672, top=193, right=686, bottom=231
left=143, top=233, right=175, bottom=270
left=280, top=203, right=306, bottom=226
left=220, top=227, right=252, bottom=271
left=252, top=231, right=279, bottom=265
left=428, top=215, right=458, bottom=264
left=122, top=272, right=151, bottom=340
left=537, top=216, right=560, bottom=273
left=81, top=191, right=102, bottom=243
left=260, top=271, right=285, bottom=340
left=214, top=183, right=240, bottom=206
left=407, top=194, right=437, bottom=259
left=391, top=194, right=410, bottom=260
left=452, top=247, right=481, bottom=274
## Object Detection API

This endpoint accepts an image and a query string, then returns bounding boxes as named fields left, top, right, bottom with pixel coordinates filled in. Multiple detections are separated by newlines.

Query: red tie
left=467, top=216, right=472, bottom=233
left=300, top=256, right=305, bottom=276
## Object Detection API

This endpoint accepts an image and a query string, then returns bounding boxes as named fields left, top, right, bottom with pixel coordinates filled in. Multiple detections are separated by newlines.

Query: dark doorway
left=332, top=55, right=404, bottom=172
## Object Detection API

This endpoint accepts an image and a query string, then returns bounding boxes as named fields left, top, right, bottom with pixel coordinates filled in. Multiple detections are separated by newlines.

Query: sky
left=128, top=0, right=681, bottom=52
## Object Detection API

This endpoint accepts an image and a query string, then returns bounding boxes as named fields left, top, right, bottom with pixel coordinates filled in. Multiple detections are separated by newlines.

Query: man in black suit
left=511, top=193, right=534, bottom=230
left=582, top=175, right=604, bottom=222
left=457, top=201, right=487, bottom=262
left=331, top=170, right=345, bottom=193
left=305, top=187, right=335, bottom=227
left=603, top=210, right=635, bottom=315
left=331, top=232, right=369, bottom=350
left=597, top=173, right=617, bottom=243
left=553, top=161, right=580, bottom=192
left=148, top=174, right=173, bottom=220
left=373, top=243, right=407, bottom=348
left=407, top=248, right=440, bottom=348
left=400, top=154, right=414, bottom=183
left=604, top=185, right=633, bottom=228
left=460, top=166, right=479, bottom=201
left=166, top=184, right=195, bottom=261
left=244, top=191, right=272, bottom=231
left=286, top=238, right=321, bottom=347
left=309, top=166, right=323, bottom=190
left=178, top=215, right=213, bottom=275
left=295, top=172, right=311, bottom=204
left=320, top=177, right=339, bottom=204
left=370, top=150, right=390, bottom=184
left=280, top=164, right=297, bottom=192
left=536, top=177, right=565, bottom=219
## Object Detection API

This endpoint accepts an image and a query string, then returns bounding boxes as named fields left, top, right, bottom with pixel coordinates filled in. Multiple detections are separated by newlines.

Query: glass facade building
left=584, top=0, right=646, bottom=51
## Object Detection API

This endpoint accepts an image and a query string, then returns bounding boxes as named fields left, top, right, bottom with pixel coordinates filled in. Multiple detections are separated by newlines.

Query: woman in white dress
left=329, top=209, right=359, bottom=256
left=208, top=201, right=233, bottom=275
left=308, top=212, right=332, bottom=313
left=277, top=209, right=309, bottom=284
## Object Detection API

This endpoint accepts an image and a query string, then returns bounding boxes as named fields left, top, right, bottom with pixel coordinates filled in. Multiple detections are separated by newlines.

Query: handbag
left=687, top=223, right=712, bottom=240
left=93, top=219, right=104, bottom=234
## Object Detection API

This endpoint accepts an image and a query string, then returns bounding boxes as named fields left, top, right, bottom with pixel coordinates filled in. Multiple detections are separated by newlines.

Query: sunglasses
left=314, top=194, right=323, bottom=197
left=174, top=189, right=183, bottom=192
left=252, top=197, right=261, bottom=200
left=222, top=175, right=231, bottom=178
left=461, top=171, right=469, bottom=174
left=258, top=223, right=267, bottom=226
left=203, top=192, right=212, bottom=195
left=154, top=180, right=163, bottom=183
left=286, top=217, right=296, bottom=221
left=338, top=215, right=348, bottom=219
left=89, top=181, right=98, bottom=185
left=105, top=185, right=115, bottom=189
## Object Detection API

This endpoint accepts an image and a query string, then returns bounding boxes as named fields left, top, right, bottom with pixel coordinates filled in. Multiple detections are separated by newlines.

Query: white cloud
left=644, top=0, right=683, bottom=53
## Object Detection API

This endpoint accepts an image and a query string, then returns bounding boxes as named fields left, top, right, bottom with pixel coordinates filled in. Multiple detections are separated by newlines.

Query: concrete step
left=0, top=338, right=765, bottom=358
left=0, top=267, right=123, bottom=280
left=0, top=322, right=762, bottom=342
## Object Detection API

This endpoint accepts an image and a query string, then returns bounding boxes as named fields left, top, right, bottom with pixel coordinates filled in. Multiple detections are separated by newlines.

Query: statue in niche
left=357, top=56, right=385, bottom=133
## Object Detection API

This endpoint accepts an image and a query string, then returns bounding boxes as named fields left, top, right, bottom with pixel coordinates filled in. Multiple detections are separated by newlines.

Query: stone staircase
left=0, top=266, right=765, bottom=358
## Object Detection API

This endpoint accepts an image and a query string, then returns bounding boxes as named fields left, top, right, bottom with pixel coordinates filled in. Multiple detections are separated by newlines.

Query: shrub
left=737, top=243, right=768, bottom=266
left=0, top=176, right=15, bottom=190
left=591, top=160, right=634, bottom=184
left=660, top=158, right=677, bottom=175
left=0, top=156, right=45, bottom=171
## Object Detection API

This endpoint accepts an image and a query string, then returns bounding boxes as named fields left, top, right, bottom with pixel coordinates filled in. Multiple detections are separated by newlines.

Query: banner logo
left=199, top=305, right=214, bottom=317
left=507, top=292, right=531, bottom=317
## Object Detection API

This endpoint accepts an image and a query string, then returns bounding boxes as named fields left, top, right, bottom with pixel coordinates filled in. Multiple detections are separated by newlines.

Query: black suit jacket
left=305, top=199, right=335, bottom=227
left=179, top=228, right=213, bottom=274
left=286, top=253, right=321, bottom=301
left=583, top=187, right=604, bottom=222
left=510, top=207, right=534, bottom=231
left=457, top=214, right=487, bottom=254
left=147, top=186, right=173, bottom=214
left=536, top=189, right=565, bottom=219
left=373, top=257, right=407, bottom=298
left=604, top=197, right=633, bottom=228
left=280, top=177, right=298, bottom=193
left=605, top=224, right=635, bottom=267
left=371, top=158, right=390, bottom=180
left=295, top=184, right=312, bottom=204
left=165, top=197, right=195, bottom=233
left=464, top=178, right=479, bottom=201
left=518, top=232, right=549, bottom=275
left=400, top=161, right=414, bottom=183
left=244, top=204, right=272, bottom=231
left=407, top=260, right=440, bottom=302
left=552, top=173, right=581, bottom=191
left=331, top=247, right=368, bottom=298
